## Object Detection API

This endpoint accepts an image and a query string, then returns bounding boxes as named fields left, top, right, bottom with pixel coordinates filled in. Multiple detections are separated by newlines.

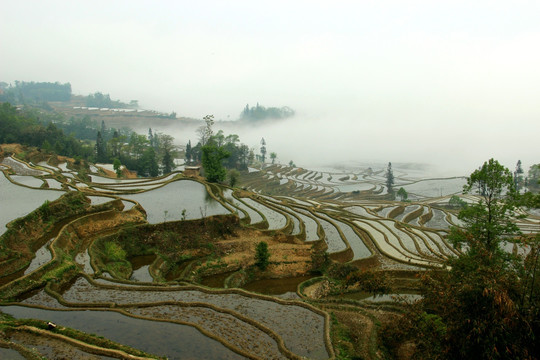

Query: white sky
left=1, top=1, right=539, bottom=174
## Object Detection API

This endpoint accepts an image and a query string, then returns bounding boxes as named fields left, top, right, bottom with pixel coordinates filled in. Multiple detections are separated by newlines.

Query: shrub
left=255, top=241, right=270, bottom=270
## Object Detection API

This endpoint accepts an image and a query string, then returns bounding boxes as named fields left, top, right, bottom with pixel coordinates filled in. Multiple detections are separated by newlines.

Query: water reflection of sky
left=0, top=172, right=63, bottom=235
left=121, top=179, right=229, bottom=223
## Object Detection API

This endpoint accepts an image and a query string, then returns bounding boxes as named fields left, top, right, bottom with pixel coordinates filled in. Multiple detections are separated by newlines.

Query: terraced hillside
left=0, top=154, right=538, bottom=359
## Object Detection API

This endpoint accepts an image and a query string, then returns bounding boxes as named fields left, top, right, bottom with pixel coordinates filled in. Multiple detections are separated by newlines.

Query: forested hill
left=239, top=103, right=295, bottom=122
left=0, top=102, right=90, bottom=159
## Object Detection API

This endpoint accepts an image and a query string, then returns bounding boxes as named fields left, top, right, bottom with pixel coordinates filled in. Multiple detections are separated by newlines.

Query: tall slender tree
left=260, top=138, right=267, bottom=163
left=386, top=162, right=394, bottom=197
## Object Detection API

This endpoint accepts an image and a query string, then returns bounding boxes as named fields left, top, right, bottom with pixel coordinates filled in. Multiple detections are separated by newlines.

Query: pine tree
left=386, top=162, right=394, bottom=197
left=185, top=140, right=192, bottom=165
left=260, top=138, right=267, bottom=163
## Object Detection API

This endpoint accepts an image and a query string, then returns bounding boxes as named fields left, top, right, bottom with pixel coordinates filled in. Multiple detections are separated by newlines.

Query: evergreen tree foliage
left=255, top=241, right=270, bottom=270
left=0, top=81, right=71, bottom=103
left=95, top=131, right=107, bottom=163
left=185, top=140, right=192, bottom=165
left=260, top=138, right=266, bottom=163
left=239, top=103, right=295, bottom=121
left=386, top=162, right=394, bottom=196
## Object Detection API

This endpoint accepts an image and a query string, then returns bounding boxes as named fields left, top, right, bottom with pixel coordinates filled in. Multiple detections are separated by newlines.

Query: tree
left=260, top=138, right=266, bottom=163
left=270, top=152, right=277, bottom=164
left=185, top=140, right=192, bottom=165
left=238, top=144, right=250, bottom=170
left=395, top=159, right=537, bottom=359
left=515, top=160, right=524, bottom=191
left=255, top=241, right=270, bottom=270
left=197, top=115, right=214, bottom=146
left=140, top=147, right=159, bottom=177
left=113, top=158, right=122, bottom=178
left=201, top=143, right=230, bottom=183
left=386, top=162, right=394, bottom=197
left=95, top=131, right=107, bottom=163
left=450, top=158, right=519, bottom=252
left=528, top=163, right=540, bottom=191
left=228, top=169, right=240, bottom=188
left=162, top=150, right=174, bottom=174
left=449, top=195, right=467, bottom=209
left=397, top=187, right=408, bottom=201
left=155, top=133, right=176, bottom=174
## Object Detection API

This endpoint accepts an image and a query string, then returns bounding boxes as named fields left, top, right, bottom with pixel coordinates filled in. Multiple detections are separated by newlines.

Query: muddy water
left=0, top=347, right=25, bottom=359
left=127, top=304, right=286, bottom=360
left=200, top=271, right=235, bottom=288
left=242, top=276, right=312, bottom=297
left=129, top=254, right=156, bottom=282
left=24, top=240, right=53, bottom=275
left=61, top=277, right=329, bottom=359
left=75, top=249, right=94, bottom=274
left=1, top=306, right=245, bottom=360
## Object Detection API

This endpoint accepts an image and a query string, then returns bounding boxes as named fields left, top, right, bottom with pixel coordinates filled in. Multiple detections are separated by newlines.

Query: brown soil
left=201, top=227, right=314, bottom=278
left=0, top=143, right=24, bottom=155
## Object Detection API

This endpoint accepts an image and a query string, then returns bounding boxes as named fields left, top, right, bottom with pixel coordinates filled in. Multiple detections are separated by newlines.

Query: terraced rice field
left=1, top=156, right=538, bottom=359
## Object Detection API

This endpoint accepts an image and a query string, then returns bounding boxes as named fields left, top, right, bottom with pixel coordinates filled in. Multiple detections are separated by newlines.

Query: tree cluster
left=187, top=117, right=260, bottom=183
left=98, top=125, right=177, bottom=177
left=85, top=92, right=132, bottom=109
left=0, top=102, right=92, bottom=158
left=239, top=103, right=295, bottom=122
left=0, top=81, right=72, bottom=104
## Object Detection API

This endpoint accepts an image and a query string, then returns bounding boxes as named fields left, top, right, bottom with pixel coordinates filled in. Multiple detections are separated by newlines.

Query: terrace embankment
left=0, top=192, right=125, bottom=279
left=90, top=215, right=316, bottom=282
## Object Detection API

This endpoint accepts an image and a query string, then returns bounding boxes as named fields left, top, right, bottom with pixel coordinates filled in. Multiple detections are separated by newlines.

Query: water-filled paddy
left=129, top=255, right=156, bottom=282
left=23, top=240, right=53, bottom=275
left=45, top=178, right=64, bottom=189
left=327, top=216, right=371, bottom=260
left=315, top=215, right=347, bottom=253
left=121, top=179, right=230, bottom=223
left=2, top=157, right=48, bottom=176
left=241, top=198, right=287, bottom=230
left=126, top=305, right=286, bottom=359
left=10, top=175, right=44, bottom=188
left=61, top=277, right=329, bottom=359
left=221, top=189, right=248, bottom=220
left=0, top=172, right=63, bottom=235
left=1, top=306, right=244, bottom=360
left=403, top=178, right=466, bottom=198
left=293, top=209, right=320, bottom=241
left=87, top=196, right=116, bottom=205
